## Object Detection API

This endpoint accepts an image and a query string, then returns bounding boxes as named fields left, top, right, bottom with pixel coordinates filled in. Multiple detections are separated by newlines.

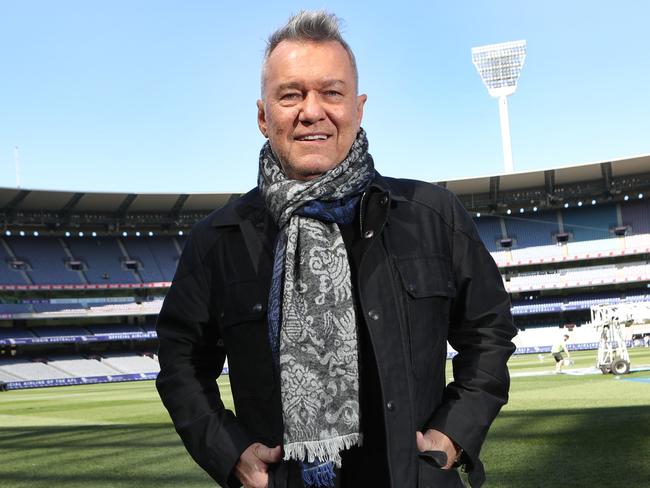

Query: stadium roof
left=1, top=153, right=649, bottom=216
left=442, top=153, right=650, bottom=195
left=0, top=189, right=237, bottom=214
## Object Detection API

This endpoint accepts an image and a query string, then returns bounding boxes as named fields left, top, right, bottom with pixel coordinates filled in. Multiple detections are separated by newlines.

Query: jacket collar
left=369, top=172, right=408, bottom=202
left=210, top=171, right=406, bottom=228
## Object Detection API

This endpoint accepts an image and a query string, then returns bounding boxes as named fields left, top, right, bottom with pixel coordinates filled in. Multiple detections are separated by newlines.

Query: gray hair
left=261, top=10, right=358, bottom=96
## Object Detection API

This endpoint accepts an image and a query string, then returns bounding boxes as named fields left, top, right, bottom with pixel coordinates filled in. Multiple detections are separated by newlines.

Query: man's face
left=257, top=40, right=367, bottom=181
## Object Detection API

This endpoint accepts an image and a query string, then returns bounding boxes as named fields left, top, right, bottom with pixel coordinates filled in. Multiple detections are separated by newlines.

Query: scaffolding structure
left=589, top=302, right=650, bottom=374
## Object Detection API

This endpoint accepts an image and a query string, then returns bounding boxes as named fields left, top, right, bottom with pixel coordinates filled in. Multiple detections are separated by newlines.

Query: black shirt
left=337, top=217, right=390, bottom=487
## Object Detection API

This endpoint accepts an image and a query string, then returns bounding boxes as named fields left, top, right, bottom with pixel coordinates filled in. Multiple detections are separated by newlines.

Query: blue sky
left=1, top=1, right=648, bottom=194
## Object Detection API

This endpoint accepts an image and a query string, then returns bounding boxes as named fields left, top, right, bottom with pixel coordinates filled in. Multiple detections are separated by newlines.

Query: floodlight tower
left=472, top=40, right=527, bottom=174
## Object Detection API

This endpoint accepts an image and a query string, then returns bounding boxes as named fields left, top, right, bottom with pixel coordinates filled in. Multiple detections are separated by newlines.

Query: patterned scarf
left=258, top=129, right=375, bottom=487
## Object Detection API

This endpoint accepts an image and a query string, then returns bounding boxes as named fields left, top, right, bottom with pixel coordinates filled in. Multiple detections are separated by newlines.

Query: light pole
left=472, top=40, right=527, bottom=174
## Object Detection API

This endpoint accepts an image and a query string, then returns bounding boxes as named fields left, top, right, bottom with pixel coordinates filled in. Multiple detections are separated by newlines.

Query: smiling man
left=257, top=38, right=366, bottom=181
left=156, top=10, right=516, bottom=488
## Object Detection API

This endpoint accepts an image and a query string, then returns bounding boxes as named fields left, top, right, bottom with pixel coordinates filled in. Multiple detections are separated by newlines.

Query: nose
left=299, top=92, right=326, bottom=124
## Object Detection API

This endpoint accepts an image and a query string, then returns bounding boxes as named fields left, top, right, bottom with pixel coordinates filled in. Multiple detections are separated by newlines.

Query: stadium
left=1, top=152, right=649, bottom=486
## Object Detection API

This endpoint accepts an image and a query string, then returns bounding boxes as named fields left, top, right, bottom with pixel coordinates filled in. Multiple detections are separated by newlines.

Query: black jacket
left=156, top=174, right=517, bottom=488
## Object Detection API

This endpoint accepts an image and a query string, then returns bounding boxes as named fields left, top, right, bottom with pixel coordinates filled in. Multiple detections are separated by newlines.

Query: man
left=551, top=334, right=571, bottom=373
left=156, top=10, right=516, bottom=488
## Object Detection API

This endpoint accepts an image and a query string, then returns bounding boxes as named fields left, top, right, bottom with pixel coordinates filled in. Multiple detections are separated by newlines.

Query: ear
left=356, top=94, right=367, bottom=126
left=257, top=99, right=268, bottom=138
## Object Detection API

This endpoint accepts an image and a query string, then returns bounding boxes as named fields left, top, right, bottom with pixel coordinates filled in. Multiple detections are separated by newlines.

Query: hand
left=235, top=443, right=282, bottom=488
left=416, top=429, right=459, bottom=470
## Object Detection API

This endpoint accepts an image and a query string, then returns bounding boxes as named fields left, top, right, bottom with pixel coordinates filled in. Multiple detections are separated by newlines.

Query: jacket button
left=386, top=400, right=396, bottom=411
left=407, top=284, right=417, bottom=294
left=252, top=303, right=263, bottom=312
left=368, top=309, right=380, bottom=321
left=379, top=195, right=388, bottom=206
left=363, top=230, right=374, bottom=239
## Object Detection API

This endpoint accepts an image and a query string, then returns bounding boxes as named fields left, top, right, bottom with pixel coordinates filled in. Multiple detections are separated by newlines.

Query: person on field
left=156, top=10, right=516, bottom=488
left=551, top=334, right=571, bottom=373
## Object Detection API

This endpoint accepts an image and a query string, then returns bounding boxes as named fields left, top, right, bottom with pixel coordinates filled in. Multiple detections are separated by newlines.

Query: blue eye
left=281, top=92, right=301, bottom=101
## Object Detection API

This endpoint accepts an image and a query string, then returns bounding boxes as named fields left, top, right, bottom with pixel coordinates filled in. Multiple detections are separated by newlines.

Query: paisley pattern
left=258, top=129, right=375, bottom=478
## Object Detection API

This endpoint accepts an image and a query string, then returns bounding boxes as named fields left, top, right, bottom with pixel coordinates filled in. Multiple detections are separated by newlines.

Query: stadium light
left=178, top=230, right=184, bottom=236
left=519, top=208, right=524, bottom=213
left=5, top=230, right=11, bottom=236
left=78, top=231, right=84, bottom=237
left=33, top=231, right=39, bottom=237
left=564, top=203, right=569, bottom=208
left=135, top=231, right=141, bottom=237
left=533, top=206, right=538, bottom=212
left=92, top=231, right=97, bottom=237
left=624, top=195, right=629, bottom=201
left=472, top=40, right=527, bottom=174
left=639, top=193, right=644, bottom=199
left=591, top=199, right=596, bottom=205
left=578, top=201, right=583, bottom=207
left=19, top=230, right=25, bottom=237
left=122, top=231, right=128, bottom=237
left=65, top=231, right=71, bottom=237
left=476, top=212, right=481, bottom=218
left=506, top=209, right=512, bottom=215
left=148, top=231, right=154, bottom=237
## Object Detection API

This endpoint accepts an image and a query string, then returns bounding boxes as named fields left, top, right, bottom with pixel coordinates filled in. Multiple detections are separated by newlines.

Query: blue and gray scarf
left=258, top=129, right=375, bottom=487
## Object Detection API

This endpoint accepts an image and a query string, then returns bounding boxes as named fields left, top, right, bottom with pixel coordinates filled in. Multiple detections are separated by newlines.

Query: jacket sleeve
left=156, top=226, right=252, bottom=487
left=427, top=195, right=517, bottom=483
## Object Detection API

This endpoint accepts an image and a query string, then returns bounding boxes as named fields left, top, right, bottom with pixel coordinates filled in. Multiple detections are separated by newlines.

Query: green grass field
left=1, top=349, right=649, bottom=487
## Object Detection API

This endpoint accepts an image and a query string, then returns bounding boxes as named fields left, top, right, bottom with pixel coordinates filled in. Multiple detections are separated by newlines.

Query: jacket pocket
left=418, top=455, right=465, bottom=488
left=394, top=256, right=456, bottom=379
left=218, top=279, right=274, bottom=399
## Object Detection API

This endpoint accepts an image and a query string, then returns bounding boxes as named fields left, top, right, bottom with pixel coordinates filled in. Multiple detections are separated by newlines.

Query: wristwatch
left=451, top=443, right=464, bottom=468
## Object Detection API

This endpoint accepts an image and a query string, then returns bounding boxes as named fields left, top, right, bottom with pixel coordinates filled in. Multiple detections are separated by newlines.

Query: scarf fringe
left=284, top=433, right=361, bottom=467
left=301, top=461, right=336, bottom=487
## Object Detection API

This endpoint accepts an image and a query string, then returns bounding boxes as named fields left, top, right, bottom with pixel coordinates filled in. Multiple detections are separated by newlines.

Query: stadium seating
left=122, top=237, right=180, bottom=282
left=141, top=323, right=156, bottom=332
left=0, top=353, right=160, bottom=384
left=564, top=237, right=621, bottom=255
left=0, top=240, right=29, bottom=285
left=503, top=211, right=559, bottom=248
left=31, top=303, right=85, bottom=313
left=0, top=303, right=34, bottom=315
left=30, top=325, right=91, bottom=337
left=6, top=236, right=84, bottom=285
left=512, top=325, right=599, bottom=349
left=0, top=359, right=71, bottom=380
left=48, top=355, right=123, bottom=377
left=508, top=243, right=563, bottom=262
left=65, top=237, right=139, bottom=284
left=121, top=238, right=166, bottom=282
left=475, top=203, right=627, bottom=249
left=0, top=368, right=23, bottom=382
left=100, top=353, right=159, bottom=374
left=561, top=205, right=618, bottom=242
left=507, top=262, right=649, bottom=291
left=0, top=327, right=36, bottom=340
left=84, top=323, right=145, bottom=335
left=511, top=291, right=650, bottom=315
left=621, top=199, right=650, bottom=234
left=474, top=216, right=503, bottom=252
left=1, top=236, right=183, bottom=286
left=0, top=322, right=156, bottom=342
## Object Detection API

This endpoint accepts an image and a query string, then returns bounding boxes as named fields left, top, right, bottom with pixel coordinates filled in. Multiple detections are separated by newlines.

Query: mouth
left=295, top=133, right=330, bottom=142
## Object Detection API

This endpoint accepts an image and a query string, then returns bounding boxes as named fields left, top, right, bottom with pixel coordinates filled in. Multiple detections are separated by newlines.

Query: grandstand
left=1, top=154, right=649, bottom=389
